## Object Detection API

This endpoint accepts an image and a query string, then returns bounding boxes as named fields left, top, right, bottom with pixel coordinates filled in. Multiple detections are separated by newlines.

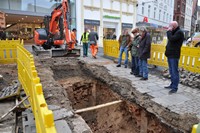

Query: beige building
left=76, top=0, right=138, bottom=47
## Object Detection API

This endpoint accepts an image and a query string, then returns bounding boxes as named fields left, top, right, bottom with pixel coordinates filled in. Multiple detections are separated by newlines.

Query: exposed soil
left=0, top=64, right=17, bottom=131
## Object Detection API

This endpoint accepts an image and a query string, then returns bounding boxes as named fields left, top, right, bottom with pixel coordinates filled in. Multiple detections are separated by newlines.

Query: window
left=142, top=6, right=144, bottom=14
left=167, top=13, right=168, bottom=22
left=181, top=17, right=184, bottom=27
left=182, top=4, right=185, bottom=13
left=177, top=16, right=179, bottom=23
left=154, top=7, right=156, bottom=19
left=171, top=0, right=173, bottom=7
left=163, top=12, right=165, bottom=21
left=148, top=5, right=151, bottom=17
left=159, top=10, right=161, bottom=20
left=177, top=1, right=180, bottom=12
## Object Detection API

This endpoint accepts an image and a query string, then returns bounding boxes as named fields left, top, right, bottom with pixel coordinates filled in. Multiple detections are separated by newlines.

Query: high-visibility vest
left=82, top=32, right=89, bottom=43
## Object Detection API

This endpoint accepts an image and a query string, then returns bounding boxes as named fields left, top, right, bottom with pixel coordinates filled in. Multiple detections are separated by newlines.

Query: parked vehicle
left=186, top=32, right=200, bottom=47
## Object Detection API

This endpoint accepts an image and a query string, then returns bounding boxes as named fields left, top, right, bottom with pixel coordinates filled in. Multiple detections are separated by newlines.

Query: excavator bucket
left=51, top=48, right=80, bottom=57
left=32, top=45, right=80, bottom=57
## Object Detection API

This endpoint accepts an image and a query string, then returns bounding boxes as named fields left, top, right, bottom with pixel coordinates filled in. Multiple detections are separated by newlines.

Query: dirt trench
left=50, top=59, right=186, bottom=133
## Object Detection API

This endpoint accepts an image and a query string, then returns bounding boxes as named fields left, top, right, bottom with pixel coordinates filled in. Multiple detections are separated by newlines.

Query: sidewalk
left=80, top=48, right=200, bottom=119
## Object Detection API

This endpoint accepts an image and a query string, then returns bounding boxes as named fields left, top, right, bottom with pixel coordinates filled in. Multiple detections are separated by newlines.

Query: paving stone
left=144, top=82, right=157, bottom=87
left=53, top=108, right=74, bottom=120
left=136, top=87, right=151, bottom=93
left=147, top=90, right=168, bottom=98
left=152, top=93, right=191, bottom=107
left=0, top=126, right=13, bottom=133
left=55, top=120, right=72, bottom=133
left=22, top=110, right=36, bottom=133
left=147, top=85, right=164, bottom=92
left=48, top=105, right=61, bottom=111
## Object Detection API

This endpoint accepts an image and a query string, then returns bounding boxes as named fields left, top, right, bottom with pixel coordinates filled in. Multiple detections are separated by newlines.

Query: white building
left=137, top=0, right=174, bottom=27
left=76, top=0, right=138, bottom=47
left=184, top=0, right=193, bottom=37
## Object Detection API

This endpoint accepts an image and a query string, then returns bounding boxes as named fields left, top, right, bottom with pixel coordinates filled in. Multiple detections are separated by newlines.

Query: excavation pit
left=51, top=62, right=183, bottom=133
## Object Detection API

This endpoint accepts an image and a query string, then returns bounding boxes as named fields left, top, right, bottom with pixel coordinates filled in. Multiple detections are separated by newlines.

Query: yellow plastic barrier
left=0, top=40, right=57, bottom=133
left=103, top=40, right=200, bottom=74
left=0, top=39, right=21, bottom=64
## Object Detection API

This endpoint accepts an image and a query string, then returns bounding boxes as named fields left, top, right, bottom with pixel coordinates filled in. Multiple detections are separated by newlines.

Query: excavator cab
left=32, top=0, right=80, bottom=57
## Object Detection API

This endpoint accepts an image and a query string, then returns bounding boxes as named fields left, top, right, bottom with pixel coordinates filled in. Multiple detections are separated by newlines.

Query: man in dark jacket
left=165, top=21, right=184, bottom=94
left=88, top=28, right=99, bottom=59
left=138, top=27, right=151, bottom=80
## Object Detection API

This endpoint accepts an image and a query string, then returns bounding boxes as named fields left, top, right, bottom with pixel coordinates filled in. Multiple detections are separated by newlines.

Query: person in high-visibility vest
left=71, top=28, right=77, bottom=49
left=88, top=28, right=99, bottom=59
left=80, top=29, right=89, bottom=57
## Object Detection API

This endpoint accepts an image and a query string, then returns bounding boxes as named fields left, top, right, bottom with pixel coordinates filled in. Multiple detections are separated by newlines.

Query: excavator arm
left=33, top=0, right=80, bottom=57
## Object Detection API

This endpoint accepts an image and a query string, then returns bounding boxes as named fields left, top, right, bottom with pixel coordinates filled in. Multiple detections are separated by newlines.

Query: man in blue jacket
left=165, top=21, right=184, bottom=94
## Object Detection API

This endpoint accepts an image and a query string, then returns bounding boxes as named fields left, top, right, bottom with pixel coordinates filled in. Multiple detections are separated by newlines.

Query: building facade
left=191, top=0, right=198, bottom=34
left=184, top=0, right=193, bottom=37
left=0, top=0, right=76, bottom=41
left=174, top=0, right=186, bottom=29
left=137, top=0, right=174, bottom=27
left=76, top=0, right=138, bottom=47
left=196, top=6, right=200, bottom=32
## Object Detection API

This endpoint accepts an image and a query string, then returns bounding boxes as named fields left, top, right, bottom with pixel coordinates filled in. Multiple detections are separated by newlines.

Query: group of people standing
left=116, top=21, right=184, bottom=94
left=116, top=27, right=151, bottom=81
left=80, top=28, right=99, bottom=59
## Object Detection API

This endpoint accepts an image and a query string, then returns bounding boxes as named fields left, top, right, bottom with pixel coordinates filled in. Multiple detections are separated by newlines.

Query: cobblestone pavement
left=79, top=47, right=200, bottom=119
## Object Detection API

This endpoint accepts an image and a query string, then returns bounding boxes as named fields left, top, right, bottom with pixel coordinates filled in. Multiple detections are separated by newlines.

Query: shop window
left=103, top=28, right=116, bottom=40
left=10, top=0, right=35, bottom=12
left=0, top=1, right=9, bottom=10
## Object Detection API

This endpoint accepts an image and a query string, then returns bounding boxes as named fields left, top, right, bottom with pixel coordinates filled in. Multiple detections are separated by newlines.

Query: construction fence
left=0, top=39, right=56, bottom=133
left=103, top=40, right=200, bottom=74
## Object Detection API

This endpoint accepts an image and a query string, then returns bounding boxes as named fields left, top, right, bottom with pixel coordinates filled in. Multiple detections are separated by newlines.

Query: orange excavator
left=32, top=0, right=80, bottom=57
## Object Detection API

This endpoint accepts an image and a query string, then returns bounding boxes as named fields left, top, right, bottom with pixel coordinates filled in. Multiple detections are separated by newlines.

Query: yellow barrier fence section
left=103, top=40, right=200, bottom=73
left=0, top=39, right=20, bottom=64
left=0, top=40, right=56, bottom=133
left=17, top=44, right=56, bottom=133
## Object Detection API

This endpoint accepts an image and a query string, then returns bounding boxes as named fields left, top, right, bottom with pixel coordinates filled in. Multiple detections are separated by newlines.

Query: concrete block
left=22, top=110, right=36, bottom=133
left=55, top=120, right=72, bottom=133
left=53, top=108, right=74, bottom=120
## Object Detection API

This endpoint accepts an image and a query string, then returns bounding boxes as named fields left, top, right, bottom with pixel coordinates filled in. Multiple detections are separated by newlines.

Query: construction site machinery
left=32, top=0, right=80, bottom=57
